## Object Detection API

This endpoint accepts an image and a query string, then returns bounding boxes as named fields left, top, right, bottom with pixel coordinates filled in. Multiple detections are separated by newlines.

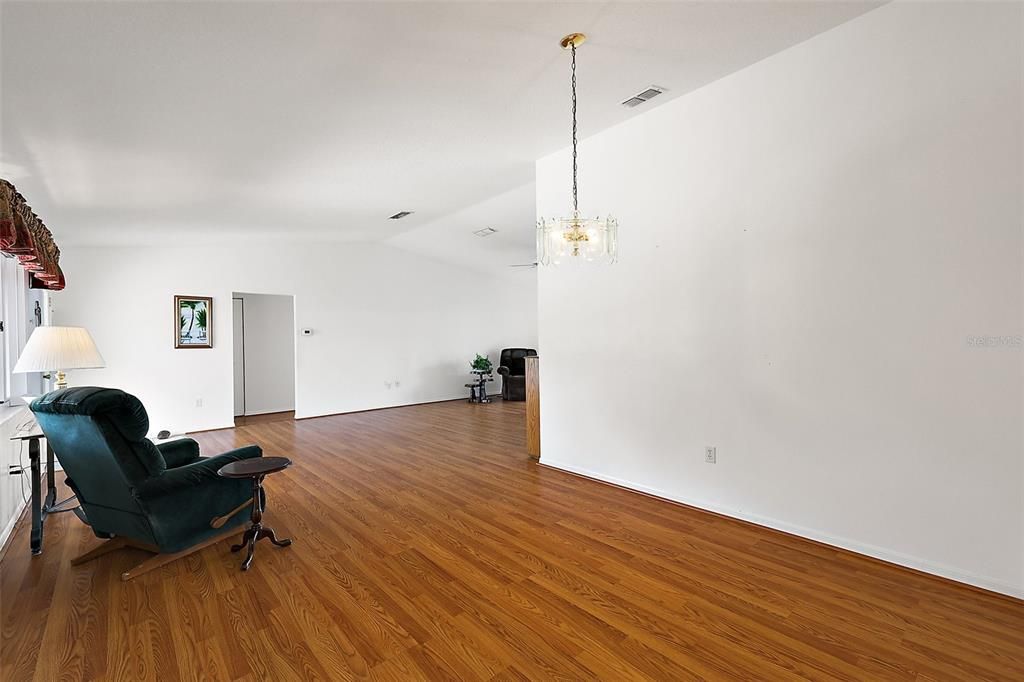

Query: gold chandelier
left=537, top=33, right=618, bottom=266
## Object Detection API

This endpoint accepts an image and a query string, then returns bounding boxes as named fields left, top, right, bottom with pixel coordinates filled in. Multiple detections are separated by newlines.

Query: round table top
left=218, top=456, right=292, bottom=478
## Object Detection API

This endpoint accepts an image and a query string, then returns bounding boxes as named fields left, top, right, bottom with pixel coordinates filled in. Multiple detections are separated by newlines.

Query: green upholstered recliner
left=30, top=387, right=262, bottom=579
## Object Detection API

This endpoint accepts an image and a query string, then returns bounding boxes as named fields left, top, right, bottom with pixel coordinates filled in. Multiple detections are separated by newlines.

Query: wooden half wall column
left=525, top=355, right=540, bottom=458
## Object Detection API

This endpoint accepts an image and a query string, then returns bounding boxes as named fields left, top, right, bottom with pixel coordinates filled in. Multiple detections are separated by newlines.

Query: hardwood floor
left=234, top=410, right=296, bottom=427
left=2, top=399, right=1022, bottom=681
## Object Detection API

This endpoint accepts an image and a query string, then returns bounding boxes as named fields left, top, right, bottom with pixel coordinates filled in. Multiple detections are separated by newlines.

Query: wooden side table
left=217, top=456, right=293, bottom=571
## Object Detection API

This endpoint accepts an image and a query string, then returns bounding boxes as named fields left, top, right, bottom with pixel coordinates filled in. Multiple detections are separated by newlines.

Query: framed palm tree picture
left=175, top=295, right=213, bottom=349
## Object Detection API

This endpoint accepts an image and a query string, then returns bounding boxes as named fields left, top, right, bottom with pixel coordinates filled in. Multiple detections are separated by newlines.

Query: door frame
left=232, top=296, right=246, bottom=417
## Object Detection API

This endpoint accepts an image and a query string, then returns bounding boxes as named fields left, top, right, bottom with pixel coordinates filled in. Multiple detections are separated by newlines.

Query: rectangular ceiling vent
left=388, top=211, right=414, bottom=220
left=621, top=85, right=666, bottom=108
left=473, top=227, right=498, bottom=237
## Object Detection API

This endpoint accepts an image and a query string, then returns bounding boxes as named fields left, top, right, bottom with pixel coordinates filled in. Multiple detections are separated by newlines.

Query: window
left=0, top=254, right=44, bottom=404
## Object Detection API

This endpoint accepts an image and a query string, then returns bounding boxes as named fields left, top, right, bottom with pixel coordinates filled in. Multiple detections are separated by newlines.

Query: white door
left=232, top=298, right=245, bottom=417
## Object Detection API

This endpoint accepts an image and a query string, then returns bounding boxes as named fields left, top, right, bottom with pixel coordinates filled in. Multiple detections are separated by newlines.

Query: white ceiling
left=389, top=181, right=538, bottom=273
left=0, top=1, right=882, bottom=262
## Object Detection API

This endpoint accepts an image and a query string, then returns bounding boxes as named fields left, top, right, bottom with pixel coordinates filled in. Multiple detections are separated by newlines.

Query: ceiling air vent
left=388, top=211, right=414, bottom=220
left=621, top=85, right=666, bottom=108
left=473, top=227, right=498, bottom=237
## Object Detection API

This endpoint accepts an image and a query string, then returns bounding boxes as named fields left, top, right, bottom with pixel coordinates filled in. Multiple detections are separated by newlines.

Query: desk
left=11, top=427, right=80, bottom=555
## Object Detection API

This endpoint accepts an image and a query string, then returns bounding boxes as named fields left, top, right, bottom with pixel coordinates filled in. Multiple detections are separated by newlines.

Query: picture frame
left=175, top=295, right=213, bottom=349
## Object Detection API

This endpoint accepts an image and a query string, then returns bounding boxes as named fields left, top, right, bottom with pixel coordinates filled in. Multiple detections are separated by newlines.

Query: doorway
left=232, top=293, right=296, bottom=421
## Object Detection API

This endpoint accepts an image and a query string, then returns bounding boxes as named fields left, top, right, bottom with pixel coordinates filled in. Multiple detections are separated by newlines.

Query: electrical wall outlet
left=705, top=446, right=717, bottom=464
left=394, top=380, right=401, bottom=388
left=195, top=397, right=203, bottom=408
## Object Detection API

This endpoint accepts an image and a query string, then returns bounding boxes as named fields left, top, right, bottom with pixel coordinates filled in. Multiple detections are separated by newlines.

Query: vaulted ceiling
left=1, top=1, right=881, bottom=266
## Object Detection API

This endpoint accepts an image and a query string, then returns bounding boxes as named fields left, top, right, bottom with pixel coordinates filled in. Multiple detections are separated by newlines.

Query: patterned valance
left=0, top=180, right=65, bottom=291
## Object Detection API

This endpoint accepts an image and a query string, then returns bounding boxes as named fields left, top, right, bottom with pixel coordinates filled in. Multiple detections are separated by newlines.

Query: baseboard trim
left=540, top=459, right=1024, bottom=603
left=188, top=397, right=483, bottom=435
left=185, top=422, right=237, bottom=434
left=237, top=409, right=295, bottom=418
left=294, top=397, right=467, bottom=421
left=0, top=497, right=28, bottom=561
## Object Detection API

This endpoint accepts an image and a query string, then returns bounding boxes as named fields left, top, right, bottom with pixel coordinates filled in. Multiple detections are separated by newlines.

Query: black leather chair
left=30, top=387, right=262, bottom=580
left=496, top=348, right=537, bottom=401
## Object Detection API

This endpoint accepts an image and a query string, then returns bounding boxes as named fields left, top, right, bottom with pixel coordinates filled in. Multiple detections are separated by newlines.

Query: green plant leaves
left=470, top=353, right=493, bottom=371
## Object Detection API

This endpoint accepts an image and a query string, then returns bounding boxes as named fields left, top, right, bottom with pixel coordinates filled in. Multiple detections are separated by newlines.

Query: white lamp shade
left=13, top=326, right=105, bottom=373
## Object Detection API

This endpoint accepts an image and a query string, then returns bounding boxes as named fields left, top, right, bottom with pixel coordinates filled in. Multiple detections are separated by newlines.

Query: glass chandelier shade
left=537, top=212, right=618, bottom=265
left=537, top=33, right=618, bottom=266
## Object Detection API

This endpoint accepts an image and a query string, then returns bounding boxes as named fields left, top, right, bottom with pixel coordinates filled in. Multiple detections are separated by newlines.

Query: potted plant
left=470, top=353, right=493, bottom=373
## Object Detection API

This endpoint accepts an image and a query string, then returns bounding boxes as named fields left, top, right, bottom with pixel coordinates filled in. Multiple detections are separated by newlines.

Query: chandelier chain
left=571, top=42, right=578, bottom=213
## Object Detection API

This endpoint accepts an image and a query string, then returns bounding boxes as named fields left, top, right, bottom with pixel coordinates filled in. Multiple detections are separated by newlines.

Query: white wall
left=53, top=242, right=537, bottom=433
left=536, top=1, right=1023, bottom=597
left=234, top=292, right=296, bottom=416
